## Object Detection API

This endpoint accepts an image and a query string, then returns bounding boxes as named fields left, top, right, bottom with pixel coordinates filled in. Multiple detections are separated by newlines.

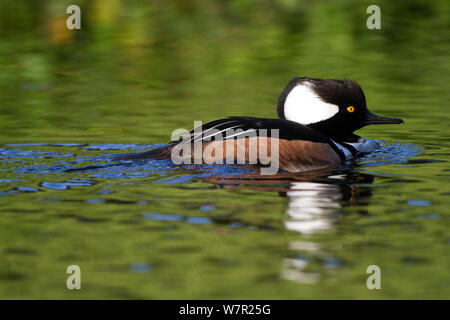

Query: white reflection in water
left=281, top=240, right=324, bottom=284
left=282, top=179, right=348, bottom=284
left=202, top=169, right=373, bottom=285
left=284, top=182, right=343, bottom=234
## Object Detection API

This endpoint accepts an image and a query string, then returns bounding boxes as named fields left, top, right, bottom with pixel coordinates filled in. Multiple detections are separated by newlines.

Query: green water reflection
left=0, top=0, right=449, bottom=299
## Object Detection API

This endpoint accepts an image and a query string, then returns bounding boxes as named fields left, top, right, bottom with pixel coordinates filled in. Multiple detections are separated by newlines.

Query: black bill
left=365, top=110, right=404, bottom=125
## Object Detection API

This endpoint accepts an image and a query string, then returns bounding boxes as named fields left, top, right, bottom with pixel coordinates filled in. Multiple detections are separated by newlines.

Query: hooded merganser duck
left=117, top=77, right=404, bottom=172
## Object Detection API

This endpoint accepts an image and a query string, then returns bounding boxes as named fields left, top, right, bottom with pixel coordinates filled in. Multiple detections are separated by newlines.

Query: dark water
left=0, top=0, right=449, bottom=299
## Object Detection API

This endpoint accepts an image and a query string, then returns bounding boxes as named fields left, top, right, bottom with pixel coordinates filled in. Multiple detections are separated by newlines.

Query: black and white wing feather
left=172, top=116, right=330, bottom=143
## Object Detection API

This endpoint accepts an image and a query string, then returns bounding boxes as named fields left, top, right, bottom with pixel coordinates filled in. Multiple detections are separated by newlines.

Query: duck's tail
left=114, top=144, right=175, bottom=160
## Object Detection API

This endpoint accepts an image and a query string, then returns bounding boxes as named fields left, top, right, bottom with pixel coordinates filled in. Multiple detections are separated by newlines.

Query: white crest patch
left=284, top=83, right=339, bottom=125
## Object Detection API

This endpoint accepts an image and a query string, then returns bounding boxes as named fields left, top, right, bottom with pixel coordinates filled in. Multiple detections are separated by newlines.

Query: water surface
left=0, top=0, right=449, bottom=299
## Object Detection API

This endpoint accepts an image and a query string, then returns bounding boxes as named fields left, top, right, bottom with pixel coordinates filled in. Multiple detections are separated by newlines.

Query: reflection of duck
left=203, top=169, right=375, bottom=283
left=203, top=169, right=374, bottom=234
left=280, top=171, right=374, bottom=234
left=283, top=181, right=343, bottom=234
left=118, top=77, right=403, bottom=173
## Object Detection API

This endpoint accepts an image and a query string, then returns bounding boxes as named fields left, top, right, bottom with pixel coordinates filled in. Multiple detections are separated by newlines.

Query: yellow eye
left=347, top=106, right=355, bottom=113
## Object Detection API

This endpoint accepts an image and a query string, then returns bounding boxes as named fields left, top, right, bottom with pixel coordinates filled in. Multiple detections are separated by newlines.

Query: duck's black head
left=277, top=77, right=404, bottom=142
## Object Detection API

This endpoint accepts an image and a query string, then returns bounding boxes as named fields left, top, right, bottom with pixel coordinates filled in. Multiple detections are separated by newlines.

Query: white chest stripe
left=284, top=84, right=339, bottom=125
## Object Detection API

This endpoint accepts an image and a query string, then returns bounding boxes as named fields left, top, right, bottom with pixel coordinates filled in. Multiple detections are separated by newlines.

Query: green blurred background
left=0, top=0, right=449, bottom=299
left=0, top=0, right=448, bottom=143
